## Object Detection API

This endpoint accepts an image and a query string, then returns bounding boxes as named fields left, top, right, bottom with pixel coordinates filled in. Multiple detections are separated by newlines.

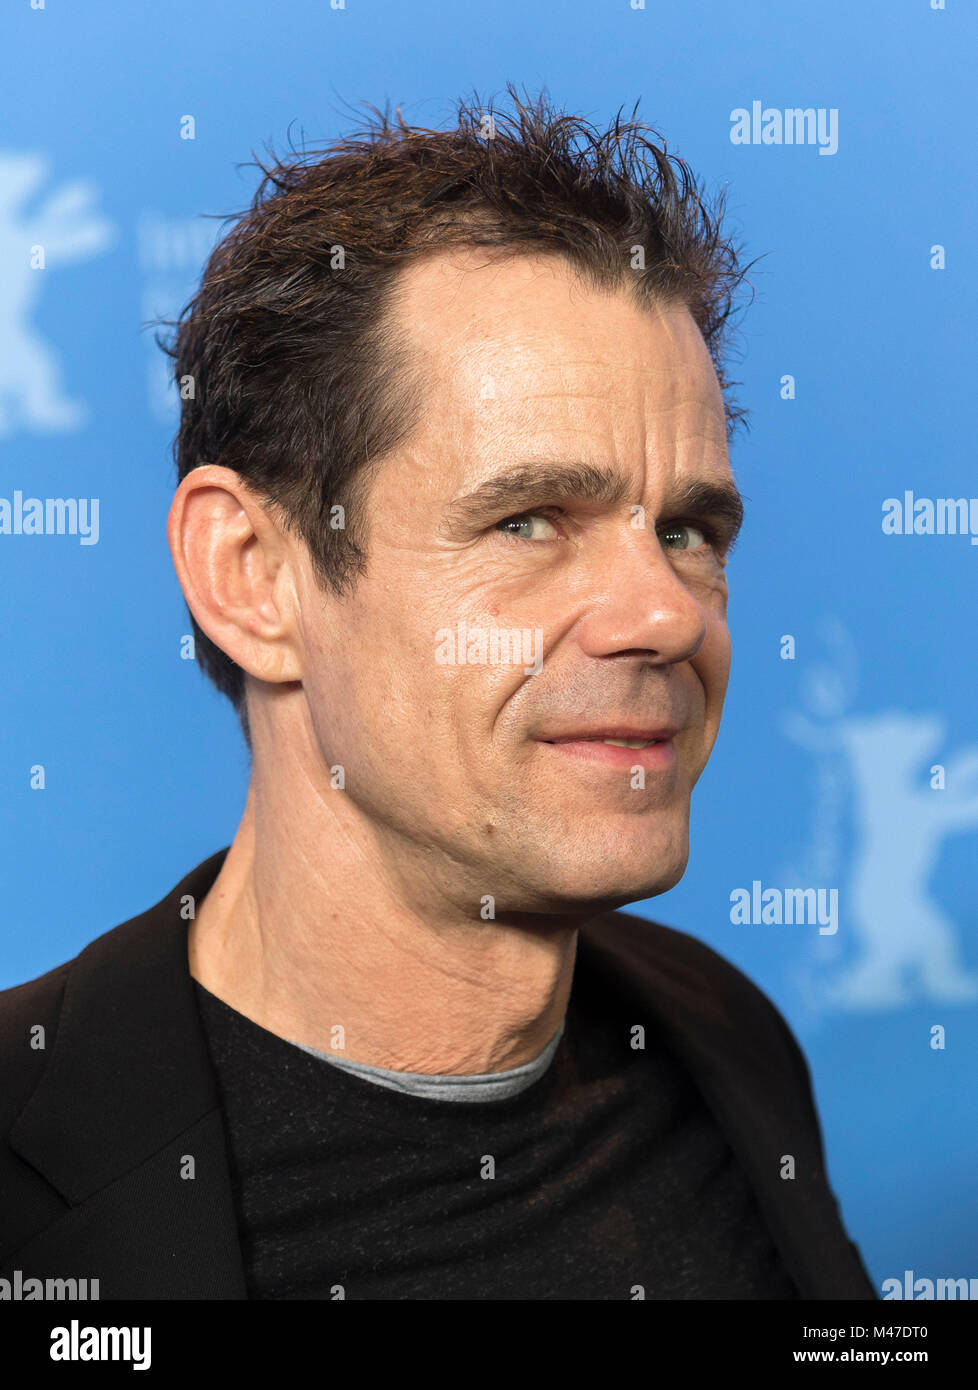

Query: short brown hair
left=161, top=85, right=754, bottom=748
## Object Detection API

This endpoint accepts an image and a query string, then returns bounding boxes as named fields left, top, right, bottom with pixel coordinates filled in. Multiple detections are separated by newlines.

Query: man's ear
left=166, top=465, right=304, bottom=687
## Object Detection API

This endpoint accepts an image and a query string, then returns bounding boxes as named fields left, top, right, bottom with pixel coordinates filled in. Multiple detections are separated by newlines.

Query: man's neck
left=188, top=783, right=579, bottom=1076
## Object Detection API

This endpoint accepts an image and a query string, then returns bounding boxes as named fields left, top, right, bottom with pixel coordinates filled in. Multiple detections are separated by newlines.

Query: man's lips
left=535, top=728, right=681, bottom=769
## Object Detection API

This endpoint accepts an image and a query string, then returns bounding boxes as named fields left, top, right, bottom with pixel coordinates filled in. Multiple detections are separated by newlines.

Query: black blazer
left=0, top=848, right=877, bottom=1300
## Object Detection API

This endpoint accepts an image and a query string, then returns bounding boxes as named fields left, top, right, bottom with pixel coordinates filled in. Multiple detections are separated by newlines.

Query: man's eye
left=495, top=512, right=560, bottom=541
left=658, top=522, right=708, bottom=552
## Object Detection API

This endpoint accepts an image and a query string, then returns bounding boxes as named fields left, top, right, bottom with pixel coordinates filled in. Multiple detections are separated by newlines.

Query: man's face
left=293, top=250, right=740, bottom=916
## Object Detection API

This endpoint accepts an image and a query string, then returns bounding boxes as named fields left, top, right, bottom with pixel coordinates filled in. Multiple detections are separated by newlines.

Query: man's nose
left=571, top=531, right=710, bottom=665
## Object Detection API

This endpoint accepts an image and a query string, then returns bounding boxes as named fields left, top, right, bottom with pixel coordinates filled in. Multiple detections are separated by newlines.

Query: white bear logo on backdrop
left=0, top=152, right=115, bottom=438
left=783, top=618, right=978, bottom=1010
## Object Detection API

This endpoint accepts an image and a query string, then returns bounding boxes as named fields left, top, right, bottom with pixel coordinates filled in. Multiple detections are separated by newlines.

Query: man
left=0, top=90, right=876, bottom=1300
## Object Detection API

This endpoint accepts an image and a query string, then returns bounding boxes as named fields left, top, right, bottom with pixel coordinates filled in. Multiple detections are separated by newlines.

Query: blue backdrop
left=2, top=0, right=975, bottom=1296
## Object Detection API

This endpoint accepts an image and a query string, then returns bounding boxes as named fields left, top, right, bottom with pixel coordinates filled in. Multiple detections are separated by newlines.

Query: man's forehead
left=389, top=248, right=726, bottom=437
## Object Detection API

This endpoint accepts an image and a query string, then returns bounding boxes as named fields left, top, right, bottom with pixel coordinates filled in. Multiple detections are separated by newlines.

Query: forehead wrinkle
left=448, top=358, right=723, bottom=423
left=450, top=353, right=709, bottom=385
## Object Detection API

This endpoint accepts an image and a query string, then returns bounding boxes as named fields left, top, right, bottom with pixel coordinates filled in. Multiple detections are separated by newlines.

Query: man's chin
left=557, top=872, right=685, bottom=916
left=504, top=850, right=690, bottom=918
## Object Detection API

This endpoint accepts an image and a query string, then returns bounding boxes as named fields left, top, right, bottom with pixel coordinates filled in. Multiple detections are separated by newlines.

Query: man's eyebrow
left=445, top=462, right=630, bottom=525
left=667, top=479, right=745, bottom=547
left=444, top=462, right=745, bottom=544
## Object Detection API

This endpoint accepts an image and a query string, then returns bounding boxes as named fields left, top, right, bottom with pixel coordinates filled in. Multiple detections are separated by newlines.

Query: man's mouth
left=541, top=727, right=679, bottom=745
left=565, top=736, right=661, bottom=748
left=536, top=729, right=680, bottom=768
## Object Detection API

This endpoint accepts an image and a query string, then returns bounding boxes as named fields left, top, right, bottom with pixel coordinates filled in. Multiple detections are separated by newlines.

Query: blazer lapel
left=577, top=913, right=876, bottom=1300
left=7, top=849, right=247, bottom=1299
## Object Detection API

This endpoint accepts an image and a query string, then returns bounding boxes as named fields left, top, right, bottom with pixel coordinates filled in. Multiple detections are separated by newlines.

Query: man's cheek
left=702, top=620, right=731, bottom=684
